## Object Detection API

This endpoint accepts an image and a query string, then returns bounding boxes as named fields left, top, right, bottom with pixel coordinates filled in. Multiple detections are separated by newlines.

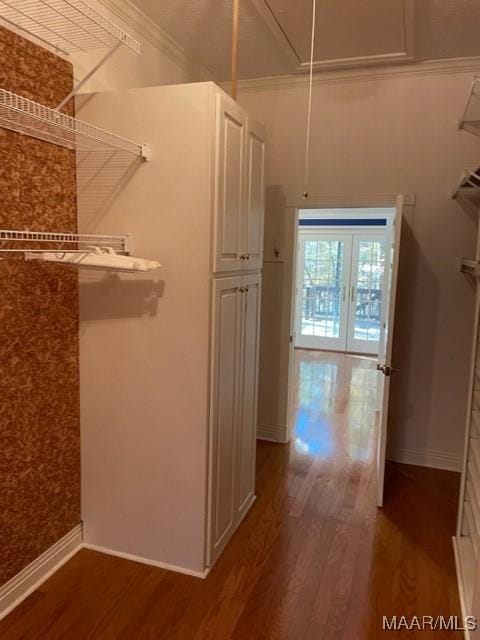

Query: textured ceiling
left=132, top=0, right=480, bottom=81
left=266, top=0, right=407, bottom=63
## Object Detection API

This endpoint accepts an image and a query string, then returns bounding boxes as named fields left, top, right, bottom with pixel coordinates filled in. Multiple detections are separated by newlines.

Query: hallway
left=0, top=351, right=461, bottom=639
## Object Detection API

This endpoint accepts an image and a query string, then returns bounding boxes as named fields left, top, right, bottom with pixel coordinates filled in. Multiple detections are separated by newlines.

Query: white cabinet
left=235, top=273, right=261, bottom=520
left=208, top=275, right=243, bottom=562
left=208, top=273, right=261, bottom=564
left=242, top=122, right=266, bottom=272
left=214, top=97, right=266, bottom=274
left=78, top=81, right=265, bottom=576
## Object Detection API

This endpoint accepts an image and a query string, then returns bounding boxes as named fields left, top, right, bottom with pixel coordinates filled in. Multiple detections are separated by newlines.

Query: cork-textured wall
left=0, top=25, right=80, bottom=585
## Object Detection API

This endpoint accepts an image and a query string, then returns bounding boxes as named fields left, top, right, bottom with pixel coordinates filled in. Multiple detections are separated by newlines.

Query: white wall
left=238, top=64, right=480, bottom=470
left=70, top=0, right=211, bottom=93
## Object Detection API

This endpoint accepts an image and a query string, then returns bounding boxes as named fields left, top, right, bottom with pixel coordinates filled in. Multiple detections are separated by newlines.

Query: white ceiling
left=132, top=0, right=480, bottom=81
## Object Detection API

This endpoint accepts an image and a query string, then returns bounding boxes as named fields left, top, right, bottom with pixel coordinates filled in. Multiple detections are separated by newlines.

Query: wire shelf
left=461, top=259, right=480, bottom=278
left=0, top=89, right=149, bottom=158
left=460, top=76, right=480, bottom=137
left=0, top=0, right=141, bottom=55
left=0, top=229, right=132, bottom=253
left=452, top=168, right=480, bottom=213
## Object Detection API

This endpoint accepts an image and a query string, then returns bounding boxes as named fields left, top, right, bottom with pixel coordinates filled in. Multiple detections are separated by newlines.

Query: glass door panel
left=295, top=235, right=352, bottom=350
left=346, top=237, right=386, bottom=354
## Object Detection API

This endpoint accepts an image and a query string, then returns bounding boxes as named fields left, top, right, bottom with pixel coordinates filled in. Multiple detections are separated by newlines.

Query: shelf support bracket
left=56, top=40, right=123, bottom=112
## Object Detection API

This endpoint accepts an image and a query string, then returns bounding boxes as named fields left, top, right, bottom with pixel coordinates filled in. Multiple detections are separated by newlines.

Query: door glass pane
left=354, top=240, right=385, bottom=343
left=301, top=239, right=344, bottom=338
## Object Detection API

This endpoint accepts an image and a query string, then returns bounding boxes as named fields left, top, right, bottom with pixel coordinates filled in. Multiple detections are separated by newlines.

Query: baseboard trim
left=82, top=544, right=209, bottom=579
left=0, top=524, right=83, bottom=622
left=453, top=537, right=471, bottom=640
left=257, top=423, right=288, bottom=443
left=389, top=448, right=462, bottom=472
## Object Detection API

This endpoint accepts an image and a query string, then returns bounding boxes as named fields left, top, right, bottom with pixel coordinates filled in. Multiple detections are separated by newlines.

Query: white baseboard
left=257, top=423, right=288, bottom=443
left=389, top=447, right=462, bottom=472
left=82, top=543, right=209, bottom=579
left=0, top=524, right=83, bottom=622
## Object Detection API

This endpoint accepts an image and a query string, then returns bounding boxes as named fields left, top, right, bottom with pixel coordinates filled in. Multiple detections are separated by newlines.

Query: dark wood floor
left=0, top=351, right=461, bottom=639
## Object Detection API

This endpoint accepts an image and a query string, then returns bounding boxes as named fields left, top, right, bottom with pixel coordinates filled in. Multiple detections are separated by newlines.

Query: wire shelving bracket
left=459, top=76, right=480, bottom=138
left=0, top=89, right=150, bottom=159
left=0, top=0, right=142, bottom=111
left=452, top=168, right=480, bottom=213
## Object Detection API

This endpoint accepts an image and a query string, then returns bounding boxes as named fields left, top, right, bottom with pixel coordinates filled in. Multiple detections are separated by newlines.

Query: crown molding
left=96, top=0, right=213, bottom=82
left=224, top=56, right=480, bottom=94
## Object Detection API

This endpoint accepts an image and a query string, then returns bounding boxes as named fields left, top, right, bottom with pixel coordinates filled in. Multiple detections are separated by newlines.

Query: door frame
left=285, top=196, right=407, bottom=444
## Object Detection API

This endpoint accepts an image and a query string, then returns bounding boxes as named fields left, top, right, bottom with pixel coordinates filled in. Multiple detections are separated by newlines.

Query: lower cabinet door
left=235, top=273, right=262, bottom=521
left=208, top=275, right=243, bottom=566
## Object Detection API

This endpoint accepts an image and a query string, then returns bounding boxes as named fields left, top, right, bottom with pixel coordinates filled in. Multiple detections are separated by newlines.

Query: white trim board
left=224, top=56, right=480, bottom=94
left=257, top=423, right=289, bottom=444
left=82, top=544, right=209, bottom=579
left=389, top=448, right=462, bottom=472
left=0, top=524, right=83, bottom=622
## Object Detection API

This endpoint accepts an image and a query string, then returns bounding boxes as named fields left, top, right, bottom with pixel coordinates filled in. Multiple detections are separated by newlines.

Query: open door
left=376, top=196, right=403, bottom=507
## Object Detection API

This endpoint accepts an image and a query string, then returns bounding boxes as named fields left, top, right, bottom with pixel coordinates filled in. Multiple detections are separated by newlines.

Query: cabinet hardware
left=351, top=286, right=355, bottom=302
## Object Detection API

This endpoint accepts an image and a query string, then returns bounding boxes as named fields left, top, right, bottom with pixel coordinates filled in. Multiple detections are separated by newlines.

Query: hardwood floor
left=0, top=350, right=461, bottom=639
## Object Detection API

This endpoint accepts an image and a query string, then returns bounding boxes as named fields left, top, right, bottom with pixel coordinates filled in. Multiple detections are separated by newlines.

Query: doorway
left=294, top=212, right=389, bottom=356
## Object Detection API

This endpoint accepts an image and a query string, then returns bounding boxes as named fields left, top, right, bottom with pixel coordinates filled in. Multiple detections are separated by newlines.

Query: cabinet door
left=242, top=120, right=266, bottom=271
left=208, top=275, right=243, bottom=565
left=235, top=273, right=262, bottom=521
left=213, top=94, right=246, bottom=274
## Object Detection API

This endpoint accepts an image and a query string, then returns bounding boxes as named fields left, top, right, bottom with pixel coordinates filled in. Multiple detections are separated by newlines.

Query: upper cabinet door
left=213, top=94, right=246, bottom=274
left=242, top=120, right=266, bottom=271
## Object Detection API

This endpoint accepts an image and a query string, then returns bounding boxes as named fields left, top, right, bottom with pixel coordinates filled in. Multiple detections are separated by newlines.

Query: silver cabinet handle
left=351, top=286, right=355, bottom=302
left=342, top=285, right=346, bottom=302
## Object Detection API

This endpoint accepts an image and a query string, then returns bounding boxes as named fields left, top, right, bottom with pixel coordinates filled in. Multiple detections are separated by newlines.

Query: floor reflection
left=292, top=349, right=377, bottom=462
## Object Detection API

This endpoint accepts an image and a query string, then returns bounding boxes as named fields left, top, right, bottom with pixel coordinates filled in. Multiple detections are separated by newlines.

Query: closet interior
left=0, top=1, right=265, bottom=588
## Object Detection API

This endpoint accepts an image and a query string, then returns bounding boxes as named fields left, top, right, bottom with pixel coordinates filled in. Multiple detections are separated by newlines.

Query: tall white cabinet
left=78, top=82, right=265, bottom=576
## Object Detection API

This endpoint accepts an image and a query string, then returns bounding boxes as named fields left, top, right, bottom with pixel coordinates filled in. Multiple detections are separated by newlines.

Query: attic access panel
left=262, top=0, right=414, bottom=71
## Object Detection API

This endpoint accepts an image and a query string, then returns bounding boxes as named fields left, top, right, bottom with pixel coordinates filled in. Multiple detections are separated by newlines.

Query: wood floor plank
left=0, top=351, right=462, bottom=639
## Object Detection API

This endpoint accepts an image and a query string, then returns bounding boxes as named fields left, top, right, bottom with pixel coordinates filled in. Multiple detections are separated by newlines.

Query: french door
left=295, top=233, right=386, bottom=355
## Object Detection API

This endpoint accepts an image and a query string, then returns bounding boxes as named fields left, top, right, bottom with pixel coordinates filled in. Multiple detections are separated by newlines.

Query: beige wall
left=70, top=0, right=210, bottom=93
left=238, top=66, right=480, bottom=469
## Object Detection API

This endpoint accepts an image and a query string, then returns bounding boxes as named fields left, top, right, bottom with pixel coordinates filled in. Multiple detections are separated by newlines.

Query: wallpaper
left=0, top=25, right=81, bottom=585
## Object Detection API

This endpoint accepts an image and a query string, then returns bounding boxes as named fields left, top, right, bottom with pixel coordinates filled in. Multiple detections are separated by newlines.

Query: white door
left=376, top=197, right=403, bottom=507
left=295, top=234, right=352, bottom=351
left=208, top=275, right=243, bottom=564
left=346, top=236, right=386, bottom=355
left=242, top=120, right=266, bottom=271
left=213, top=94, right=246, bottom=274
left=235, top=273, right=261, bottom=522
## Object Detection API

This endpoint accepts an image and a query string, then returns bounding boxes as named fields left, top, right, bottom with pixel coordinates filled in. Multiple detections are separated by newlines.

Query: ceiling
left=132, top=0, right=480, bottom=81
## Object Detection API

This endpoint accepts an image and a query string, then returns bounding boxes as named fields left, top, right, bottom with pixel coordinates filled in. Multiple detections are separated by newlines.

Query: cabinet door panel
left=208, top=276, right=242, bottom=565
left=236, top=273, right=262, bottom=520
left=243, top=121, right=266, bottom=271
left=214, top=95, right=245, bottom=273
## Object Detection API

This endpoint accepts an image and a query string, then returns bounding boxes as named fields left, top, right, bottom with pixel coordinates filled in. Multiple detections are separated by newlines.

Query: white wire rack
left=452, top=168, right=480, bottom=212
left=461, top=259, right=480, bottom=279
left=0, top=89, right=150, bottom=158
left=0, top=0, right=141, bottom=55
left=0, top=230, right=163, bottom=272
left=0, top=229, right=133, bottom=253
left=460, top=76, right=480, bottom=137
